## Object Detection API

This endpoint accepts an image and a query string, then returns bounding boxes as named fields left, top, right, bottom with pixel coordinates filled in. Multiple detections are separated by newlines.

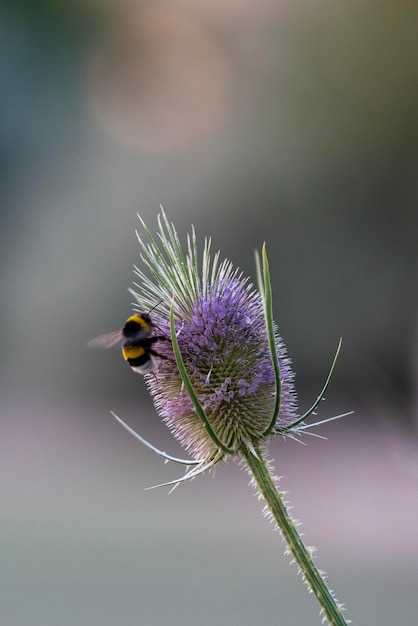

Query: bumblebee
left=88, top=313, right=168, bottom=374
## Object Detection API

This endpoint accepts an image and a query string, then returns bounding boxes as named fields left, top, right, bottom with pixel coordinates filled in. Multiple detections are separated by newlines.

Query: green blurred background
left=1, top=1, right=417, bottom=624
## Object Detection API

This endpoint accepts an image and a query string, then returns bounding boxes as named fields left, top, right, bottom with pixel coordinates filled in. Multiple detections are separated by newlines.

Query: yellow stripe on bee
left=122, top=345, right=146, bottom=361
left=126, top=315, right=150, bottom=329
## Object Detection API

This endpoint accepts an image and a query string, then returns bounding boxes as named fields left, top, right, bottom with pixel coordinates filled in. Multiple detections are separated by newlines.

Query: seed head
left=132, top=211, right=297, bottom=467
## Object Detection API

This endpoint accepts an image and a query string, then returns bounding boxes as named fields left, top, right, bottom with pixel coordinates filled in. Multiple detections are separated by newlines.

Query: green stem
left=242, top=445, right=349, bottom=626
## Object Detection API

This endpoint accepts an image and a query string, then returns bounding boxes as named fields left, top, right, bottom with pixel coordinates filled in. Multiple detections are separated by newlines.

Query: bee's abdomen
left=122, top=344, right=148, bottom=365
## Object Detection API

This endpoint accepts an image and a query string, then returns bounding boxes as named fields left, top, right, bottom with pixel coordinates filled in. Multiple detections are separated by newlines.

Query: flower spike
left=130, top=212, right=298, bottom=465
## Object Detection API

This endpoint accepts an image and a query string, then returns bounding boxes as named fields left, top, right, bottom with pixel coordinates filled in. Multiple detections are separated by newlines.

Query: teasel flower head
left=113, top=210, right=345, bottom=488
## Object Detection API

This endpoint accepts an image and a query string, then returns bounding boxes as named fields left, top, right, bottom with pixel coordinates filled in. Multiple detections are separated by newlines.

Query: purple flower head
left=131, top=211, right=298, bottom=474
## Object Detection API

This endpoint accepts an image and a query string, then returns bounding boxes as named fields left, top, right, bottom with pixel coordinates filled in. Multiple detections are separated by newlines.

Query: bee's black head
left=123, top=314, right=153, bottom=338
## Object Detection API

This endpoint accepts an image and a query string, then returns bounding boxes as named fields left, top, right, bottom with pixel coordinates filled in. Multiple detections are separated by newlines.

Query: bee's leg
left=147, top=348, right=168, bottom=360
left=146, top=336, right=173, bottom=362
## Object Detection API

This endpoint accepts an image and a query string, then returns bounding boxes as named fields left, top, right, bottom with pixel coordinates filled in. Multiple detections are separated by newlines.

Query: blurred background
left=1, top=1, right=417, bottom=624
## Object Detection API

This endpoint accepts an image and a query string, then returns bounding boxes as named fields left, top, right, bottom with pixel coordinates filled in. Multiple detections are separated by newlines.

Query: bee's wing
left=86, top=329, right=123, bottom=349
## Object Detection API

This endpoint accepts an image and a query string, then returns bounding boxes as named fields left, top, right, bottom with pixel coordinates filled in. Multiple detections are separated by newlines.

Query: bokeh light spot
left=87, top=7, right=231, bottom=152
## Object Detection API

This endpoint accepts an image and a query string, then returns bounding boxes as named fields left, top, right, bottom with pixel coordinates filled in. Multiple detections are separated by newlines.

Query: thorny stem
left=242, top=445, right=349, bottom=626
